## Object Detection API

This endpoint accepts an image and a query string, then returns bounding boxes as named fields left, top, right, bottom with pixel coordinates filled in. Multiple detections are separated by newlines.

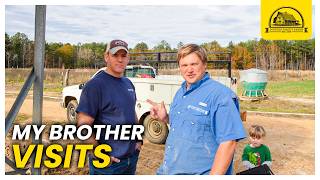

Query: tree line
left=5, top=32, right=315, bottom=70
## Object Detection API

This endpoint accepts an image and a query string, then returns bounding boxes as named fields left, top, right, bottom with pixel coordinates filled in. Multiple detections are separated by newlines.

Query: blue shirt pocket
left=181, top=105, right=211, bottom=143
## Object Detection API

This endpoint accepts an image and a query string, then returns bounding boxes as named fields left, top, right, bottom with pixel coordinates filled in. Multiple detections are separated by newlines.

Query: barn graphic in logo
left=265, top=7, right=308, bottom=33
left=272, top=11, right=300, bottom=26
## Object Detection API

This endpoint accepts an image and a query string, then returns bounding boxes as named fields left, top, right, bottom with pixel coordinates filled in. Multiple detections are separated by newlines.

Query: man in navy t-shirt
left=76, top=39, right=141, bottom=175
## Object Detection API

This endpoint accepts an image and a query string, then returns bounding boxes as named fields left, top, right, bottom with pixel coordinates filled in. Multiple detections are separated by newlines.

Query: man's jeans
left=88, top=150, right=140, bottom=175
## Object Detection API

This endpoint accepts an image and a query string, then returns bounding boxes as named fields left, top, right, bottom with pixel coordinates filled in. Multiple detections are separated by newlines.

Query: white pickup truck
left=61, top=65, right=237, bottom=144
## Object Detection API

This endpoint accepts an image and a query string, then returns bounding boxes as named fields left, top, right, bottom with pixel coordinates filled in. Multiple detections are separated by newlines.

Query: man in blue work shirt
left=147, top=44, right=246, bottom=175
left=76, top=39, right=142, bottom=175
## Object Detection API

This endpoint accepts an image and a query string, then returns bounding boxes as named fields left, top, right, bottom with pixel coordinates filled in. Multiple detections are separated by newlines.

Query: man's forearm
left=77, top=112, right=98, bottom=146
left=86, top=134, right=98, bottom=146
left=209, top=140, right=236, bottom=175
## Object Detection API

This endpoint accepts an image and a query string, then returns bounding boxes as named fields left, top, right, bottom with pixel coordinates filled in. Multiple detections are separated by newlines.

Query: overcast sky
left=5, top=5, right=269, bottom=48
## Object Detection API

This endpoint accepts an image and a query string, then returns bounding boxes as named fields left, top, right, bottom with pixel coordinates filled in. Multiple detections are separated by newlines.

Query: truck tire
left=143, top=114, right=168, bottom=144
left=67, top=100, right=78, bottom=124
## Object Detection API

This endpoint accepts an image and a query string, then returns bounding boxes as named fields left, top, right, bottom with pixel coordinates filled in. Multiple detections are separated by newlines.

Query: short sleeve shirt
left=76, top=71, right=137, bottom=158
left=157, top=72, right=247, bottom=175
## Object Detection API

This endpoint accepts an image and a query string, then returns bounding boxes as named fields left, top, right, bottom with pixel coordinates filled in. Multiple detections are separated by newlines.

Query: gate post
left=31, top=5, right=46, bottom=175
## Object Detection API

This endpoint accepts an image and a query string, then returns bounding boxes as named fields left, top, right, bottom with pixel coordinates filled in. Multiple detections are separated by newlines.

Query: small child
left=242, top=125, right=272, bottom=169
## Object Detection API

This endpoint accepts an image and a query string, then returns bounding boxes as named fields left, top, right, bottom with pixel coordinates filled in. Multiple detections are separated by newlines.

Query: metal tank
left=239, top=68, right=268, bottom=97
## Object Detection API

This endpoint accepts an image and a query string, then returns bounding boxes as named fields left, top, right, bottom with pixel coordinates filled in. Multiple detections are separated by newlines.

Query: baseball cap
left=105, top=39, right=129, bottom=54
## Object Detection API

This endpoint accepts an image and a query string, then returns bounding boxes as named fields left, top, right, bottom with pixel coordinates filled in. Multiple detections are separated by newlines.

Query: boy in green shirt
left=242, top=125, right=272, bottom=169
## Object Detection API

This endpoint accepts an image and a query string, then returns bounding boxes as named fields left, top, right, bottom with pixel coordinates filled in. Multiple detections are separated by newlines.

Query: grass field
left=238, top=80, right=315, bottom=114
left=237, top=80, right=315, bottom=98
left=266, top=80, right=314, bottom=98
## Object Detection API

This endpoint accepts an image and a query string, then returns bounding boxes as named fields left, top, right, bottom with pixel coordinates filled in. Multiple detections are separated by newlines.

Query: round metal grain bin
left=239, top=68, right=268, bottom=97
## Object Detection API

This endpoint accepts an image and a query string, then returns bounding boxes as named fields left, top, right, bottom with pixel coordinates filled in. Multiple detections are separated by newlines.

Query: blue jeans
left=89, top=150, right=140, bottom=175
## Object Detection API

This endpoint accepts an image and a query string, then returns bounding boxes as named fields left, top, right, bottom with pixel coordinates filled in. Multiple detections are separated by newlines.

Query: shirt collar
left=181, top=72, right=210, bottom=94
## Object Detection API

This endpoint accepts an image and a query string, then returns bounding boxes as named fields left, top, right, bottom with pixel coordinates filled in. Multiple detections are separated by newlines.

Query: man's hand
left=109, top=141, right=143, bottom=164
left=146, top=99, right=168, bottom=123
left=111, top=156, right=120, bottom=163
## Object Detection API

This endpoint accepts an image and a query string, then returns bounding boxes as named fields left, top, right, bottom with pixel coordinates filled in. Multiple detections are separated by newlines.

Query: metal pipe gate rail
left=129, top=51, right=232, bottom=78
left=5, top=5, right=46, bottom=175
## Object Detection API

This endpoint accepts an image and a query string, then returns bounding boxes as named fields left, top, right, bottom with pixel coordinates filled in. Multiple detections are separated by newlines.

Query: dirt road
left=5, top=97, right=314, bottom=175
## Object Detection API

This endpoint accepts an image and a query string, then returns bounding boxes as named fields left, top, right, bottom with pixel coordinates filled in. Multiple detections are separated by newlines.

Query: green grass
left=266, top=80, right=314, bottom=98
left=238, top=80, right=315, bottom=113
left=240, top=99, right=315, bottom=114
left=238, top=80, right=315, bottom=98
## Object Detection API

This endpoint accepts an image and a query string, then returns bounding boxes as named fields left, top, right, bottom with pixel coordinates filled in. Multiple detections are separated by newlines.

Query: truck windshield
left=124, top=67, right=155, bottom=78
